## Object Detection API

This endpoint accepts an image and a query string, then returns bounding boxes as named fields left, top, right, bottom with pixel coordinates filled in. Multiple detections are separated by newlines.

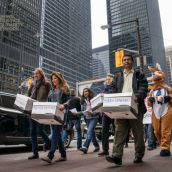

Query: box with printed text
left=31, top=102, right=64, bottom=125
left=102, top=92, right=138, bottom=119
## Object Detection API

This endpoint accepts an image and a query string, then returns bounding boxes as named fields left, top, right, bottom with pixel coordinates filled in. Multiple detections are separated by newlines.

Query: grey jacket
left=28, top=81, right=51, bottom=102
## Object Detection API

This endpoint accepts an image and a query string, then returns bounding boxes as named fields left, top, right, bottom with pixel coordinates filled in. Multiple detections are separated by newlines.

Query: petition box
left=102, top=92, right=138, bottom=119
left=14, top=94, right=36, bottom=112
left=31, top=102, right=64, bottom=125
left=91, top=93, right=104, bottom=112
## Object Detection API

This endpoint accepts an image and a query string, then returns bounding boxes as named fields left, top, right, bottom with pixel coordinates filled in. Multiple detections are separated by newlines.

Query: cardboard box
left=14, top=94, right=36, bottom=112
left=31, top=102, right=64, bottom=125
left=102, top=92, right=138, bottom=119
left=91, top=93, right=104, bottom=112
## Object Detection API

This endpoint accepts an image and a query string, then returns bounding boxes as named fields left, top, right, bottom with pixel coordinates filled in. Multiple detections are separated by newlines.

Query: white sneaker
left=41, top=156, right=52, bottom=163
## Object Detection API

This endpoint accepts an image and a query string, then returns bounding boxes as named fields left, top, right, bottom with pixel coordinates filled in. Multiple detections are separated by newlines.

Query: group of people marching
left=26, top=53, right=172, bottom=166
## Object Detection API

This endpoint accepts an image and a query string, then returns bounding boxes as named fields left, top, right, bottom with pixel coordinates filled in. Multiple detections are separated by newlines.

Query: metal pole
left=101, top=18, right=144, bottom=71
left=136, top=18, right=144, bottom=71
left=17, top=32, right=23, bottom=93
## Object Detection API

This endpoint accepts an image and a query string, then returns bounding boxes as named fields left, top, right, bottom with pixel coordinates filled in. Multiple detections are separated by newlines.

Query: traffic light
left=115, top=50, right=124, bottom=67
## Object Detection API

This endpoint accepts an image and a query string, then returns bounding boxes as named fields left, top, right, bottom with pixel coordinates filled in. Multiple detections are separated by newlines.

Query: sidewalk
left=0, top=142, right=172, bottom=172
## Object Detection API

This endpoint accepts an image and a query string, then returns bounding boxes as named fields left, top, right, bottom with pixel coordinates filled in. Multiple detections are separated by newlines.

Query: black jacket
left=68, top=96, right=81, bottom=111
left=115, top=70, right=148, bottom=115
left=104, top=81, right=116, bottom=94
left=66, top=96, right=81, bottom=120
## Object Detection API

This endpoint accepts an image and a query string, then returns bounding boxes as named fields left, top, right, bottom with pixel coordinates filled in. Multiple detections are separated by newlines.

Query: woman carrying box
left=28, top=68, right=51, bottom=160
left=41, top=71, right=70, bottom=163
left=79, top=88, right=100, bottom=154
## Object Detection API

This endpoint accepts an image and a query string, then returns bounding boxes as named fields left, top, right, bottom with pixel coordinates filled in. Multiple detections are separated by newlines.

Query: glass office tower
left=0, top=0, right=41, bottom=93
left=39, top=0, right=92, bottom=87
left=92, top=45, right=110, bottom=78
left=106, top=0, right=166, bottom=77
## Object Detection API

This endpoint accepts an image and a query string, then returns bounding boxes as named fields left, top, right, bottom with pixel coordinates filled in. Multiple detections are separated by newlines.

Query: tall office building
left=92, top=45, right=109, bottom=78
left=39, top=0, right=92, bottom=87
left=0, top=0, right=41, bottom=93
left=165, top=46, right=172, bottom=86
left=106, top=0, right=166, bottom=76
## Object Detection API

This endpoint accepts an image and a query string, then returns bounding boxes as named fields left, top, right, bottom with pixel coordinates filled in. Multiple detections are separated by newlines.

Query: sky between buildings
left=91, top=0, right=172, bottom=49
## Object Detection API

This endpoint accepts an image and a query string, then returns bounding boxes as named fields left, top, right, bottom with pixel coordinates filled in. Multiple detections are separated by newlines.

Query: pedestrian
left=79, top=88, right=100, bottom=154
left=106, top=54, right=148, bottom=165
left=144, top=124, right=157, bottom=150
left=62, top=89, right=82, bottom=150
left=41, top=71, right=70, bottom=163
left=28, top=68, right=51, bottom=160
left=143, top=97, right=157, bottom=150
left=98, top=74, right=116, bottom=156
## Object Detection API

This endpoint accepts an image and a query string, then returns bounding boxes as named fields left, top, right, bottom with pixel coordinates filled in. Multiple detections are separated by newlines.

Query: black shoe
left=106, top=156, right=122, bottom=165
left=133, top=157, right=143, bottom=163
left=28, top=154, right=39, bottom=160
left=93, top=147, right=100, bottom=152
left=79, top=148, right=87, bottom=154
left=98, top=151, right=109, bottom=156
left=153, top=144, right=157, bottom=149
left=160, top=150, right=170, bottom=157
left=147, top=146, right=153, bottom=151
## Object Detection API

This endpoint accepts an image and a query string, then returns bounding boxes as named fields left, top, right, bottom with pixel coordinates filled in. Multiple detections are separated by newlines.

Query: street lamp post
left=101, top=18, right=144, bottom=71
left=116, top=48, right=139, bottom=54
left=17, top=32, right=24, bottom=92
left=135, top=18, right=144, bottom=71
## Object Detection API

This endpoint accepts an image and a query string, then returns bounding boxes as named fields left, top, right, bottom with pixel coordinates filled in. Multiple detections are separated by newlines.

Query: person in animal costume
left=147, top=63, right=172, bottom=156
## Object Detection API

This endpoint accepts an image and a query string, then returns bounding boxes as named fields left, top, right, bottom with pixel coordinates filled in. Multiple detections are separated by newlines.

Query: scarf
left=30, top=80, right=42, bottom=100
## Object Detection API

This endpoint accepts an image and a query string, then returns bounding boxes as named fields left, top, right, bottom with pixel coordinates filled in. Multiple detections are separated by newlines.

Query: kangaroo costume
left=148, top=64, right=172, bottom=156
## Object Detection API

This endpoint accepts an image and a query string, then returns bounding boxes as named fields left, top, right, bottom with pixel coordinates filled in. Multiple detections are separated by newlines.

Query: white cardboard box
left=31, top=102, right=64, bottom=125
left=102, top=92, right=138, bottom=119
left=91, top=93, right=104, bottom=112
left=14, top=94, right=36, bottom=112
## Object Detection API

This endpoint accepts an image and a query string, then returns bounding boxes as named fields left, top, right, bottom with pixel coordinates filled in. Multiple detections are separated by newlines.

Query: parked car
left=0, top=92, right=73, bottom=148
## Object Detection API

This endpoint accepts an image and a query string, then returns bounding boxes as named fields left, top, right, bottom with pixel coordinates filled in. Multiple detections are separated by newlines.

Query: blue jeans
left=62, top=119, right=82, bottom=149
left=48, top=125, right=66, bottom=160
left=144, top=124, right=157, bottom=148
left=30, top=119, right=50, bottom=155
left=83, top=118, right=99, bottom=149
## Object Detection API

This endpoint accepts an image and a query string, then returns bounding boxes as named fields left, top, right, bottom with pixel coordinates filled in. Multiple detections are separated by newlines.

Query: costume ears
left=148, top=63, right=162, bottom=73
left=155, top=63, right=162, bottom=71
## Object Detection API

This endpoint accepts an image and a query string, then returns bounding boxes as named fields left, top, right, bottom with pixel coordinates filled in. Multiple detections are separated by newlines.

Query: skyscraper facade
left=165, top=46, right=172, bottom=86
left=106, top=0, right=166, bottom=76
left=39, top=0, right=92, bottom=87
left=92, top=45, right=109, bottom=78
left=0, top=0, right=41, bottom=93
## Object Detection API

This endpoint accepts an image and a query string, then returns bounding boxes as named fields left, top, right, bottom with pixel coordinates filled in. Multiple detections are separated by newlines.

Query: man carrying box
left=98, top=73, right=116, bottom=156
left=106, top=54, right=148, bottom=165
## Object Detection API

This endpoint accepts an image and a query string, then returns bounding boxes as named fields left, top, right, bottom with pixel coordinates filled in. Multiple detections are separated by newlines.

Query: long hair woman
left=41, top=71, right=69, bottom=163
left=79, top=88, right=100, bottom=154
left=28, top=68, right=51, bottom=160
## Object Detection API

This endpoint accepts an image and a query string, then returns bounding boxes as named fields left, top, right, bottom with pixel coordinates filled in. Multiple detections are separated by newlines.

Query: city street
left=0, top=141, right=172, bottom=172
left=0, top=1, right=172, bottom=172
